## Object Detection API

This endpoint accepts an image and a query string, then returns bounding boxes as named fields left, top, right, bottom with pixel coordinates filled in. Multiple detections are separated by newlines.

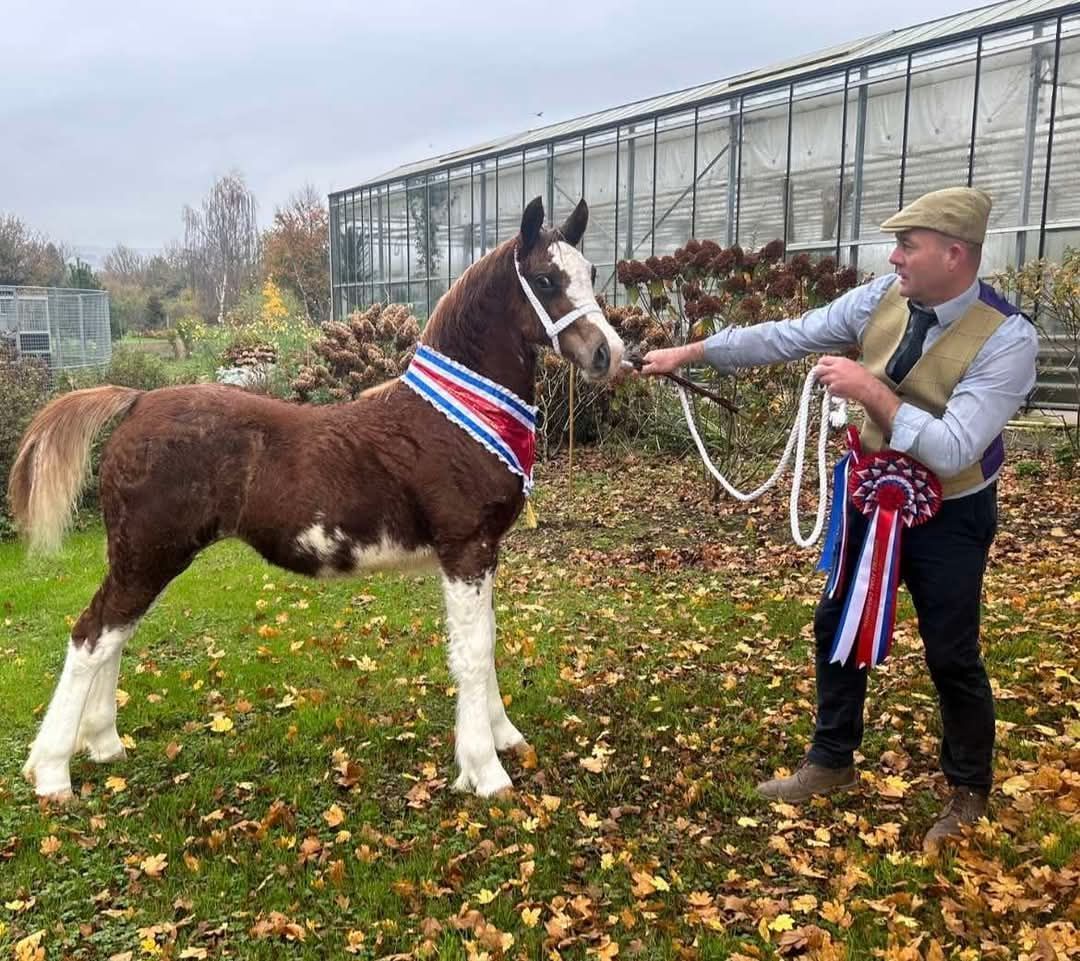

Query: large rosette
left=827, top=450, right=942, bottom=669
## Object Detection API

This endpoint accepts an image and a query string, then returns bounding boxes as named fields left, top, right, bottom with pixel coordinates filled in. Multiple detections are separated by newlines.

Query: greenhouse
left=330, top=0, right=1080, bottom=406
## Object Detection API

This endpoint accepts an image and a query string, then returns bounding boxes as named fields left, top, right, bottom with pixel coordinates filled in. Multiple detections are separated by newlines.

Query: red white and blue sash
left=403, top=344, right=538, bottom=494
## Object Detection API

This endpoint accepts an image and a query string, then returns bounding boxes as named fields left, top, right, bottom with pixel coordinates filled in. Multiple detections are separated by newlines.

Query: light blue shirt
left=701, top=273, right=1040, bottom=496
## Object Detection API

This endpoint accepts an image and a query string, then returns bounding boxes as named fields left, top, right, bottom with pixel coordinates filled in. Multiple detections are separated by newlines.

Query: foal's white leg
left=485, top=600, right=526, bottom=753
left=74, top=632, right=130, bottom=763
left=443, top=572, right=512, bottom=796
left=23, top=624, right=133, bottom=799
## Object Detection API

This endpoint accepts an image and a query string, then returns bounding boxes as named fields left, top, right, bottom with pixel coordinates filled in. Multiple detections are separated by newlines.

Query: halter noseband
left=513, top=247, right=595, bottom=357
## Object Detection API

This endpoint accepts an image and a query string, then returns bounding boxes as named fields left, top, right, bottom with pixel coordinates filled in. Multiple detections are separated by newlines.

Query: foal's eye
left=533, top=275, right=554, bottom=292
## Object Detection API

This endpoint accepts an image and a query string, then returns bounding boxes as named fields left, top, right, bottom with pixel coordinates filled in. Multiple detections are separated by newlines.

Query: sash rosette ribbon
left=826, top=446, right=942, bottom=669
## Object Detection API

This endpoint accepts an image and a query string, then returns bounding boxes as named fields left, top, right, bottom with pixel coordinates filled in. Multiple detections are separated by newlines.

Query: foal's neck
left=423, top=247, right=538, bottom=403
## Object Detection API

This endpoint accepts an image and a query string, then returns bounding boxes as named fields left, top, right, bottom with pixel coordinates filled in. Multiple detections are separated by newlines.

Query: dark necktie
left=887, top=304, right=936, bottom=384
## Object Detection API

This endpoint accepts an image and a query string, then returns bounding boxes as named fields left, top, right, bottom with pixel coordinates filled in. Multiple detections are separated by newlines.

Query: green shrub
left=1053, top=443, right=1077, bottom=473
left=63, top=344, right=173, bottom=392
left=0, top=357, right=51, bottom=539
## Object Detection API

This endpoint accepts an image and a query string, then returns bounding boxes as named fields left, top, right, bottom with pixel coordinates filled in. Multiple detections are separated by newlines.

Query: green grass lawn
left=1, top=453, right=1077, bottom=960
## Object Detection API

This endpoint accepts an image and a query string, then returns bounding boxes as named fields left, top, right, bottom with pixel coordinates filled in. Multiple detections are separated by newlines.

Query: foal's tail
left=7, top=386, right=142, bottom=554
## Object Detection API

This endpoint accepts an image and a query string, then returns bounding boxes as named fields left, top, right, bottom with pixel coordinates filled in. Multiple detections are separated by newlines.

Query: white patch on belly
left=296, top=522, right=348, bottom=562
left=296, top=522, right=434, bottom=577
left=351, top=535, right=436, bottom=573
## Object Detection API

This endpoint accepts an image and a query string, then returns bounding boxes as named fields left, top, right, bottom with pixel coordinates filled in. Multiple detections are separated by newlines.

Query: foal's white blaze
left=442, top=571, right=514, bottom=796
left=24, top=622, right=135, bottom=798
left=552, top=240, right=624, bottom=373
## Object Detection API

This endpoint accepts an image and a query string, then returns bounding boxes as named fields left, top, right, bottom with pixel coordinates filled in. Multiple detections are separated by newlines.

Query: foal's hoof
left=26, top=769, right=76, bottom=806
left=454, top=758, right=514, bottom=797
left=23, top=759, right=75, bottom=803
left=37, top=788, right=76, bottom=807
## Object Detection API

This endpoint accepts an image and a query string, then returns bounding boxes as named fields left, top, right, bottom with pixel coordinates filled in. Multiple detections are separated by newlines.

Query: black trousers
left=807, top=483, right=998, bottom=791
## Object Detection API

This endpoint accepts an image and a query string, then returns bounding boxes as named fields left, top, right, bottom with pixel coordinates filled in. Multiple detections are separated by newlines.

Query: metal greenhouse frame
left=330, top=0, right=1080, bottom=407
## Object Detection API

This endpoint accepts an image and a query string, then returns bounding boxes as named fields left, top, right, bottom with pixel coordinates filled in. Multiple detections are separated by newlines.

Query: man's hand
left=811, top=356, right=874, bottom=401
left=641, top=342, right=703, bottom=376
left=813, top=355, right=901, bottom=434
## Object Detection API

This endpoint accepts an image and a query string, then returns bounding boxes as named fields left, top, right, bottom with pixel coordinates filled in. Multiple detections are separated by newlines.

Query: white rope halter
left=677, top=366, right=848, bottom=547
left=514, top=249, right=594, bottom=357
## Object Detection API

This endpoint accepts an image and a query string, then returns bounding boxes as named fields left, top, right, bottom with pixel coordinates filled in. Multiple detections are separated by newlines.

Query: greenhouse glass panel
left=852, top=62, right=909, bottom=240
left=356, top=191, right=372, bottom=297
left=374, top=188, right=392, bottom=300
left=523, top=147, right=549, bottom=216
left=616, top=122, right=656, bottom=261
left=693, top=102, right=737, bottom=246
left=386, top=184, right=408, bottom=287
left=972, top=21, right=1058, bottom=236
left=429, top=173, right=450, bottom=288
left=475, top=160, right=497, bottom=255
left=582, top=129, right=618, bottom=296
left=552, top=139, right=583, bottom=229
left=346, top=192, right=359, bottom=312
left=496, top=153, right=524, bottom=242
left=1046, top=27, right=1080, bottom=229
left=448, top=166, right=473, bottom=280
left=737, top=89, right=790, bottom=248
left=429, top=279, right=448, bottom=313
left=330, top=195, right=343, bottom=307
left=406, top=177, right=433, bottom=297
left=788, top=84, right=847, bottom=248
left=408, top=282, right=427, bottom=315
left=347, top=194, right=360, bottom=313
left=903, top=48, right=978, bottom=204
left=652, top=112, right=696, bottom=255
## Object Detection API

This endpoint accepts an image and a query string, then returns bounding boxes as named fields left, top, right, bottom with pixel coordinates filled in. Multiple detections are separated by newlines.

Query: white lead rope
left=677, top=368, right=847, bottom=548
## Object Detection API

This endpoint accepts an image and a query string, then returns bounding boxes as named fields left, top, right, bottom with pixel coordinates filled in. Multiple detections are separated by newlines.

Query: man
left=641, top=187, right=1039, bottom=853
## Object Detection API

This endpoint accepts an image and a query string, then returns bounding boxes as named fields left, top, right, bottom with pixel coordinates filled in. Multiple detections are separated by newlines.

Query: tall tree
left=101, top=244, right=187, bottom=333
left=183, top=172, right=259, bottom=322
left=261, top=185, right=330, bottom=323
left=66, top=258, right=103, bottom=290
left=102, top=244, right=147, bottom=283
left=0, top=214, right=68, bottom=287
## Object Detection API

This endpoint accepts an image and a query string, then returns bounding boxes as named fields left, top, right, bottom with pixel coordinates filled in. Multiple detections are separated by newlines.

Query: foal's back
left=101, top=382, right=432, bottom=576
left=98, top=380, right=520, bottom=581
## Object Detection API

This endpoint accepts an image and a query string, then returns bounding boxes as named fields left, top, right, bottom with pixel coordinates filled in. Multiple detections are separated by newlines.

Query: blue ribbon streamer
left=817, top=453, right=851, bottom=595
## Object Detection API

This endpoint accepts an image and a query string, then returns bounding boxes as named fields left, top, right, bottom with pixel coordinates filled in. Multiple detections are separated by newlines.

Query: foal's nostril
left=592, top=342, right=610, bottom=373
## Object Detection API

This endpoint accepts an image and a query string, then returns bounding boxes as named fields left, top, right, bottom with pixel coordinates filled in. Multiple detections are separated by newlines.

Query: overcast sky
left=1, top=0, right=992, bottom=259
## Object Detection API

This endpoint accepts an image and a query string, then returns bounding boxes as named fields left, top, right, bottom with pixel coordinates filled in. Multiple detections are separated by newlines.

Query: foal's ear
left=559, top=199, right=589, bottom=247
left=519, top=196, right=545, bottom=255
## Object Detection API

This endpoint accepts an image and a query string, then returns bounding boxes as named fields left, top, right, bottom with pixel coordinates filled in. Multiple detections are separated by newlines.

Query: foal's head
left=514, top=197, right=624, bottom=381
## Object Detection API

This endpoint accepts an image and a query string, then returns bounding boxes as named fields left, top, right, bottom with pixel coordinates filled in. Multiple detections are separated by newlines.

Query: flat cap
left=880, top=187, right=991, bottom=244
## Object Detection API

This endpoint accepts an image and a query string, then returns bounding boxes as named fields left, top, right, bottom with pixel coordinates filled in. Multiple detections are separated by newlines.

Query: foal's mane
left=421, top=226, right=565, bottom=360
left=422, top=239, right=517, bottom=357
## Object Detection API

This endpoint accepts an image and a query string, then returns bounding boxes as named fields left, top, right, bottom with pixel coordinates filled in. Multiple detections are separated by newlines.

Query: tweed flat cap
left=880, top=187, right=992, bottom=244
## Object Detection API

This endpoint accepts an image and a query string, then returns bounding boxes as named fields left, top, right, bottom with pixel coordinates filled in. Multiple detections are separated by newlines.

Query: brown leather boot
left=923, top=786, right=989, bottom=855
left=756, top=759, right=858, bottom=803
